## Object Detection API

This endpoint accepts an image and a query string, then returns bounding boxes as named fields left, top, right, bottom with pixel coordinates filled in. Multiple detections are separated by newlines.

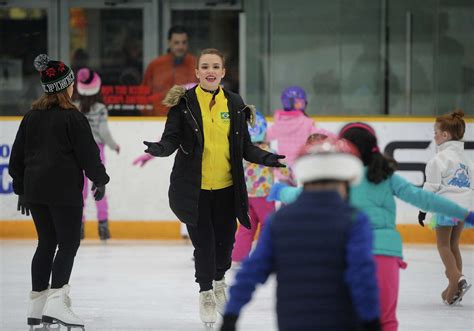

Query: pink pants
left=232, top=197, right=275, bottom=262
left=82, top=144, right=108, bottom=222
left=375, top=255, right=407, bottom=331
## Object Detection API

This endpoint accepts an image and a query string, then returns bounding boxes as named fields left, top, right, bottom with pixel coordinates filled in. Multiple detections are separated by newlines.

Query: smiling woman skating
left=141, top=48, right=285, bottom=328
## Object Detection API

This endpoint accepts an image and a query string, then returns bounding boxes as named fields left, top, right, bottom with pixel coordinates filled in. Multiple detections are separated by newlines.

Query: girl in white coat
left=419, top=109, right=473, bottom=305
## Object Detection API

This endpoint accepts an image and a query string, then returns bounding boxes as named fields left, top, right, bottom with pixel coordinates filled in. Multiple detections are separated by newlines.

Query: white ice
left=1, top=240, right=473, bottom=331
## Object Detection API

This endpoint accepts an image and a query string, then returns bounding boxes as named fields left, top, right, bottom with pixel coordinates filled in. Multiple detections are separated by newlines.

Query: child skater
left=221, top=138, right=381, bottom=331
left=266, top=86, right=317, bottom=183
left=232, top=112, right=276, bottom=263
left=141, top=48, right=286, bottom=328
left=75, top=67, right=119, bottom=240
left=418, top=109, right=473, bottom=305
left=269, top=122, right=474, bottom=331
left=9, top=54, right=109, bottom=331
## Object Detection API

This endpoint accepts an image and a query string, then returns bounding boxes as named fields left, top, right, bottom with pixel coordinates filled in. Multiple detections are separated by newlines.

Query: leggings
left=29, top=203, right=82, bottom=291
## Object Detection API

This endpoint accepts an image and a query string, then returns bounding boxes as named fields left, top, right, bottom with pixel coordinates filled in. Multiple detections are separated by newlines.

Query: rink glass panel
left=244, top=0, right=474, bottom=116
left=0, top=8, right=48, bottom=116
left=69, top=7, right=144, bottom=115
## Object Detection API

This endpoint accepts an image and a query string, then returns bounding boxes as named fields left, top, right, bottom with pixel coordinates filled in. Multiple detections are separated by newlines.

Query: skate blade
left=451, top=283, right=472, bottom=306
left=42, top=316, right=85, bottom=330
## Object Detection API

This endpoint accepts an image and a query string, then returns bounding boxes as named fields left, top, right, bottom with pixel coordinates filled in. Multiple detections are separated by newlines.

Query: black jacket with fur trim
left=154, top=85, right=273, bottom=228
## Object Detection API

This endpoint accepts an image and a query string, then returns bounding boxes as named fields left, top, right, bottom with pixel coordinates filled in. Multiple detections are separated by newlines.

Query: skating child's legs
left=252, top=196, right=275, bottom=233
left=375, top=255, right=406, bottom=331
left=232, top=199, right=258, bottom=262
left=96, top=143, right=109, bottom=222
left=436, top=226, right=462, bottom=303
left=450, top=222, right=464, bottom=273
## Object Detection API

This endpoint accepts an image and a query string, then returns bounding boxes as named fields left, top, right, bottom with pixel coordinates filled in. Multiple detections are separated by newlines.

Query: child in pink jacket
left=266, top=86, right=317, bottom=177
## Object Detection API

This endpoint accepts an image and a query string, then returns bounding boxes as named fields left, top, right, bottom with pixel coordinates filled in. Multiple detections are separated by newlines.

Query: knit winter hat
left=34, top=54, right=74, bottom=94
left=77, top=67, right=102, bottom=96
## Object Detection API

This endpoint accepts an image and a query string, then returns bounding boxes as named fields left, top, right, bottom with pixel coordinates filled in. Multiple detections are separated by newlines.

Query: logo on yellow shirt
left=220, top=112, right=230, bottom=121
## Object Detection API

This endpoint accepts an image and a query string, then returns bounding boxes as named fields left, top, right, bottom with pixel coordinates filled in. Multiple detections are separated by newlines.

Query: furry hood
left=162, top=85, right=187, bottom=108
left=162, top=84, right=256, bottom=126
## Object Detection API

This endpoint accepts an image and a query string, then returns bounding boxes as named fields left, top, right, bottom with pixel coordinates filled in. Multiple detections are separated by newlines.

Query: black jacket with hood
left=156, top=85, right=273, bottom=229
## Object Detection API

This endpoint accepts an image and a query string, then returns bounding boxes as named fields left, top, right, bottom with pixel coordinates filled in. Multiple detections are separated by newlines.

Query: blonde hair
left=31, top=89, right=77, bottom=111
left=196, top=48, right=226, bottom=68
left=436, top=109, right=465, bottom=140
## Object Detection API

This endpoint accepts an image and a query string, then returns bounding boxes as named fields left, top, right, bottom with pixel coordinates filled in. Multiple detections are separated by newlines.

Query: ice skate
left=27, top=288, right=49, bottom=330
left=42, top=285, right=85, bottom=330
left=213, top=278, right=227, bottom=315
left=451, top=276, right=472, bottom=306
left=98, top=220, right=110, bottom=240
left=199, top=290, right=217, bottom=329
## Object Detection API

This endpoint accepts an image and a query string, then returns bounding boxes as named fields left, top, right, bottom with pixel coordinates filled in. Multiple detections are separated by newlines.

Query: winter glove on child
left=220, top=314, right=238, bottom=331
left=92, top=184, right=106, bottom=201
left=143, top=141, right=164, bottom=157
left=263, top=153, right=286, bottom=168
left=17, top=195, right=30, bottom=216
left=465, top=212, right=474, bottom=225
left=267, top=182, right=290, bottom=202
left=418, top=211, right=427, bottom=227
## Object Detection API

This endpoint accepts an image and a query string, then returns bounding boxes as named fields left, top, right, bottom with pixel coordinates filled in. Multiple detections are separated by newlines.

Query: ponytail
left=339, top=122, right=397, bottom=184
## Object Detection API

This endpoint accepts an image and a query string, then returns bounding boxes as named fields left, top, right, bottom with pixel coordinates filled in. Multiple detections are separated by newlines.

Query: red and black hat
left=34, top=54, right=75, bottom=95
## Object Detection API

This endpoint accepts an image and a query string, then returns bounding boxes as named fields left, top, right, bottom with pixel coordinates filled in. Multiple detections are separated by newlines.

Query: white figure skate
left=213, top=278, right=227, bottom=315
left=41, top=285, right=85, bottom=330
left=199, top=290, right=217, bottom=329
left=451, top=276, right=472, bottom=306
left=28, top=288, right=49, bottom=330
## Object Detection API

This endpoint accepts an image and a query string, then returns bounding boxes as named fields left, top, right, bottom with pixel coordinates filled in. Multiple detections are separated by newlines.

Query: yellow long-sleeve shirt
left=196, top=85, right=233, bottom=190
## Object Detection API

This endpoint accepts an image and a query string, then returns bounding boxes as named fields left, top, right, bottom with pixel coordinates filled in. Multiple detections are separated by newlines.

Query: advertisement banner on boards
left=1, top=118, right=473, bottom=224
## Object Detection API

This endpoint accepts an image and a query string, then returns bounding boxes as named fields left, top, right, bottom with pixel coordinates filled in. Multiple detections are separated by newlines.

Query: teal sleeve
left=390, top=174, right=468, bottom=220
left=280, top=187, right=303, bottom=204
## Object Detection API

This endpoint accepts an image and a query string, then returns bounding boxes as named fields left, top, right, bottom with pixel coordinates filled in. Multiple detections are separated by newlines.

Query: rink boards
left=1, top=116, right=473, bottom=242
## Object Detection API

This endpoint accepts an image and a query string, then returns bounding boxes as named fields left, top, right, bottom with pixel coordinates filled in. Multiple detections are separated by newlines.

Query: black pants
left=186, top=186, right=237, bottom=292
left=29, top=203, right=82, bottom=291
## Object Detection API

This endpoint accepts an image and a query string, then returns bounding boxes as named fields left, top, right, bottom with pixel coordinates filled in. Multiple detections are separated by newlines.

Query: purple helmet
left=281, top=86, right=307, bottom=111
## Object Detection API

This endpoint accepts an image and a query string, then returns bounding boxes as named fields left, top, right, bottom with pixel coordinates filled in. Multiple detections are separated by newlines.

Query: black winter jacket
left=9, top=107, right=109, bottom=206
left=156, top=85, right=273, bottom=228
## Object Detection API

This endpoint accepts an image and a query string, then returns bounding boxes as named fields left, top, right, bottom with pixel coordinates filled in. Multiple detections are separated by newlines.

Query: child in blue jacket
left=221, top=138, right=381, bottom=331
left=268, top=122, right=474, bottom=331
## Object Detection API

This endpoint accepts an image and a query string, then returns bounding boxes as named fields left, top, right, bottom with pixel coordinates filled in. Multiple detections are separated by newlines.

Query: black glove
left=91, top=183, right=106, bottom=201
left=143, top=141, right=164, bottom=157
left=418, top=211, right=426, bottom=227
left=264, top=153, right=286, bottom=168
left=220, top=314, right=238, bottom=331
left=17, top=195, right=30, bottom=216
left=360, top=319, right=381, bottom=331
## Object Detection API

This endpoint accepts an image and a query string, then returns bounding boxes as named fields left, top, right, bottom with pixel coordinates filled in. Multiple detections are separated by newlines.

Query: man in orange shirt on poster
left=142, top=26, right=197, bottom=116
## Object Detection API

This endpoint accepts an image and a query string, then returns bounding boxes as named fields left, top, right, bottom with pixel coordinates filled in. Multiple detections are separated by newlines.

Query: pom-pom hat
left=34, top=54, right=74, bottom=94
left=77, top=67, right=102, bottom=96
left=294, top=138, right=363, bottom=186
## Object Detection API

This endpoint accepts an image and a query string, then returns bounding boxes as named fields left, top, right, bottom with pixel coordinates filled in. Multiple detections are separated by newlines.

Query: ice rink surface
left=1, top=240, right=473, bottom=331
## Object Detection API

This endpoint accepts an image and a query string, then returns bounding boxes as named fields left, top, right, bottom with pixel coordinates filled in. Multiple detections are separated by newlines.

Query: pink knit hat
left=77, top=67, right=101, bottom=96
